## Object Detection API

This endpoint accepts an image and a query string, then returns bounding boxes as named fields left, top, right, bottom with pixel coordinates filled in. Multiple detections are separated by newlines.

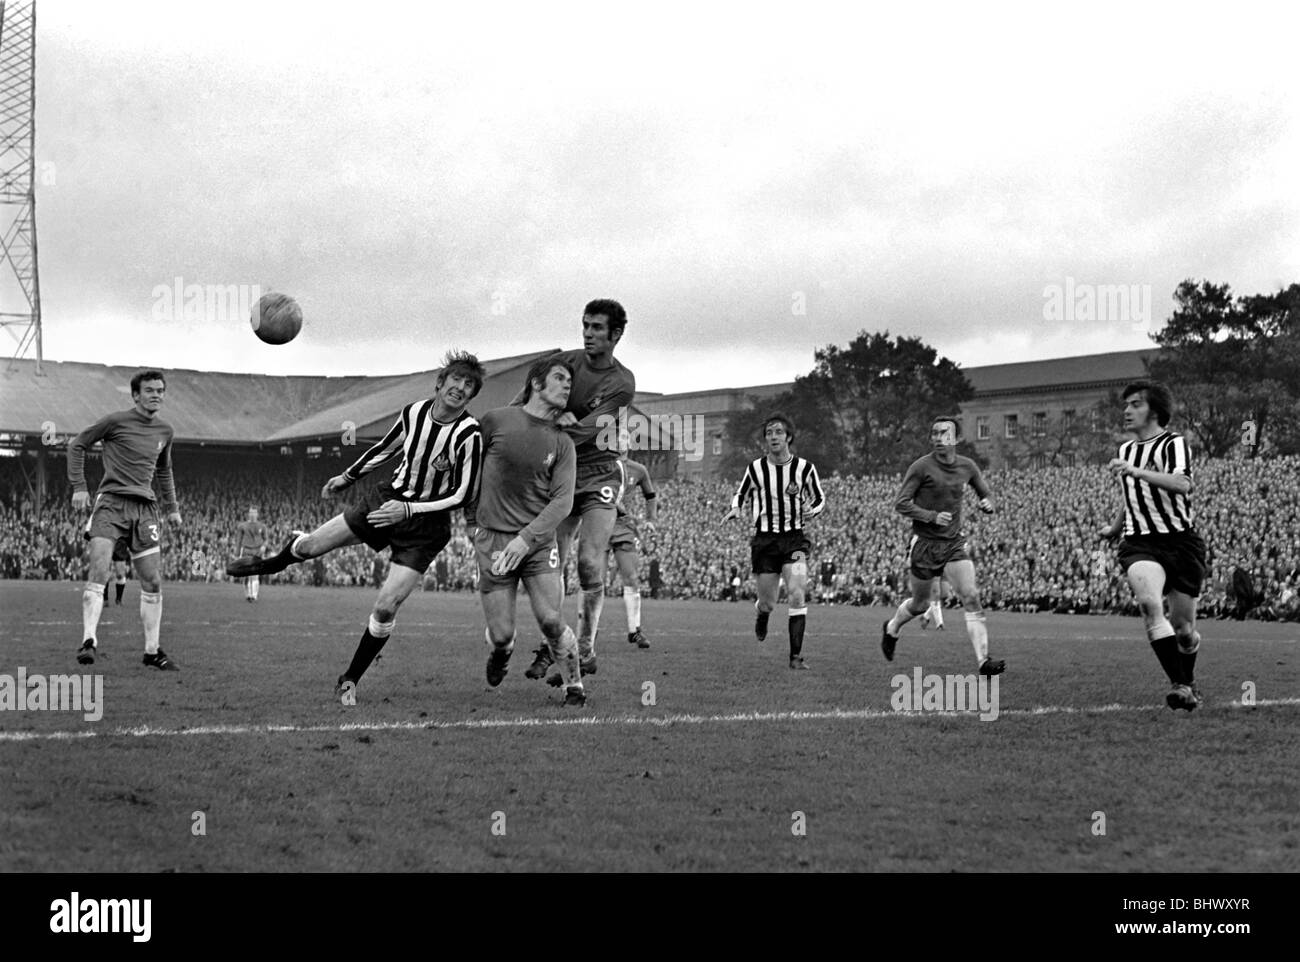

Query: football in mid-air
left=251, top=292, right=302, bottom=345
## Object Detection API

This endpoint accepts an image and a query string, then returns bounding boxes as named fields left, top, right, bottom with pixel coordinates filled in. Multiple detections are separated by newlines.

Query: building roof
left=964, top=350, right=1153, bottom=396
left=0, top=351, right=556, bottom=444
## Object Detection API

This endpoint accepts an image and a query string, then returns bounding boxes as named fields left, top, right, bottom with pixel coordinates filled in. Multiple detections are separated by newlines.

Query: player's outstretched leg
left=574, top=510, right=617, bottom=674
left=754, top=572, right=779, bottom=642
left=1168, top=588, right=1202, bottom=711
left=947, top=561, right=1002, bottom=675
left=78, top=537, right=114, bottom=665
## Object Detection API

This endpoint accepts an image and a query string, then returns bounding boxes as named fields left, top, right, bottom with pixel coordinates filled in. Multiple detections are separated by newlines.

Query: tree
left=722, top=331, right=974, bottom=476
left=1147, top=280, right=1300, bottom=457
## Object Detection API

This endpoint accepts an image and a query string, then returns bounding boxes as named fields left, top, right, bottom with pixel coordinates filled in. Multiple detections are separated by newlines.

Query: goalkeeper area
left=1, top=581, right=1296, bottom=872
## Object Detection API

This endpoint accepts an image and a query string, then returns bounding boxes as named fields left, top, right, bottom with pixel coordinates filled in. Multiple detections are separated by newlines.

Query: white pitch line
left=1, top=698, right=1298, bottom=743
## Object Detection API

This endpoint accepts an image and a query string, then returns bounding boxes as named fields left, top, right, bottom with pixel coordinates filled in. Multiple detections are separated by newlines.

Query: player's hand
left=71, top=490, right=90, bottom=510
left=1097, top=524, right=1118, bottom=541
left=368, top=500, right=410, bottom=528
left=322, top=474, right=352, bottom=499
left=934, top=511, right=954, bottom=527
left=556, top=412, right=579, bottom=428
left=1107, top=458, right=1134, bottom=478
left=492, top=536, right=530, bottom=575
left=722, top=507, right=739, bottom=522
left=166, top=511, right=182, bottom=526
left=977, top=498, right=995, bottom=514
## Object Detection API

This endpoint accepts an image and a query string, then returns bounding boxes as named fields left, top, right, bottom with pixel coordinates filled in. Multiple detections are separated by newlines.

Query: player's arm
left=66, top=415, right=116, bottom=509
left=1098, top=504, right=1126, bottom=540
left=803, top=461, right=826, bottom=519
left=328, top=410, right=406, bottom=496
left=558, top=373, right=635, bottom=447
left=969, top=465, right=995, bottom=513
left=895, top=462, right=943, bottom=524
left=155, top=437, right=181, bottom=523
left=518, top=440, right=576, bottom=548
left=1107, top=437, right=1192, bottom=495
left=723, top=466, right=755, bottom=522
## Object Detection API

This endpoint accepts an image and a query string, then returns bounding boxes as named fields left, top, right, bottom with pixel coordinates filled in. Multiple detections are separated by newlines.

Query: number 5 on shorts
left=549, top=546, right=559, bottom=568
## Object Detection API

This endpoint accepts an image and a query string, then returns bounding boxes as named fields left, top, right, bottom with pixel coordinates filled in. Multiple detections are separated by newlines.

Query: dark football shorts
left=750, top=530, right=812, bottom=575
left=343, top=483, right=451, bottom=573
left=1117, top=529, right=1206, bottom=597
left=571, top=459, right=624, bottom=516
left=84, top=492, right=162, bottom=558
left=474, top=528, right=561, bottom=592
left=909, top=535, right=971, bottom=580
left=609, top=513, right=639, bottom=553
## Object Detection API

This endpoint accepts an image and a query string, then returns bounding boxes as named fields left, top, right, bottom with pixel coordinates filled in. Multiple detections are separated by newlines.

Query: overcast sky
left=23, top=0, right=1300, bottom=394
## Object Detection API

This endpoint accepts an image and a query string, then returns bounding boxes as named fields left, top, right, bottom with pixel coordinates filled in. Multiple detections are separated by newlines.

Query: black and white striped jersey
left=343, top=403, right=482, bottom=512
left=1117, top=430, right=1194, bottom=535
left=731, top=455, right=825, bottom=534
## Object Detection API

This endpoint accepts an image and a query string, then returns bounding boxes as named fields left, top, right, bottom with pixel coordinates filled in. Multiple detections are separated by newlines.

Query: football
left=251, top=292, right=303, bottom=345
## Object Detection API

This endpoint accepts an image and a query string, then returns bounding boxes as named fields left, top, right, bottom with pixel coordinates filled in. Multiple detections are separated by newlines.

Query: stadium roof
left=0, top=351, right=555, bottom=445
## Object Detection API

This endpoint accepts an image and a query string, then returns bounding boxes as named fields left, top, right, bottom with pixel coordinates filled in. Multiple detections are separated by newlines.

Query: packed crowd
left=3, top=455, right=1299, bottom=620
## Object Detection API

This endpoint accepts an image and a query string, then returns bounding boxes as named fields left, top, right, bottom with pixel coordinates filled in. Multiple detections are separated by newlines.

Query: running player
left=523, top=299, right=636, bottom=681
left=470, top=354, right=584, bottom=705
left=608, top=450, right=657, bottom=649
left=881, top=416, right=1004, bottom=675
left=723, top=413, right=825, bottom=669
left=233, top=506, right=269, bottom=602
left=227, top=351, right=486, bottom=704
left=1098, top=380, right=1205, bottom=711
left=69, top=370, right=182, bottom=670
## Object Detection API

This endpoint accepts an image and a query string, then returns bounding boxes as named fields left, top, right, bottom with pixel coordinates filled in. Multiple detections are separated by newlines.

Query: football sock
left=578, top=587, right=604, bottom=658
left=345, top=615, right=394, bottom=681
left=964, top=610, right=988, bottom=663
left=82, top=583, right=105, bottom=644
left=929, top=602, right=944, bottom=628
left=1146, top=620, right=1180, bottom=684
left=549, top=625, right=582, bottom=690
left=140, top=591, right=162, bottom=654
left=114, top=580, right=126, bottom=604
left=888, top=601, right=921, bottom=636
left=250, top=575, right=259, bottom=600
left=623, top=587, right=641, bottom=633
left=1176, top=629, right=1200, bottom=685
left=788, top=608, right=807, bottom=657
left=102, top=582, right=110, bottom=603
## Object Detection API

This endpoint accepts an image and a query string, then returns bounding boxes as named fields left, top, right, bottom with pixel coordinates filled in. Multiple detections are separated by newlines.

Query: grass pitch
left=2, top=581, right=1297, bottom=872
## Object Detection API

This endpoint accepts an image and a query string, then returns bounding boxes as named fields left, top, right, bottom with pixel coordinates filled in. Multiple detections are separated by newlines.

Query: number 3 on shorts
left=599, top=485, right=615, bottom=503
left=147, top=523, right=160, bottom=542
left=549, top=546, right=559, bottom=568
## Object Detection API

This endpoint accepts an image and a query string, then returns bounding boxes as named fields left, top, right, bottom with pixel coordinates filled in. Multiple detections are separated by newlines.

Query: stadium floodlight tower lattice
left=0, top=0, right=41, bottom=374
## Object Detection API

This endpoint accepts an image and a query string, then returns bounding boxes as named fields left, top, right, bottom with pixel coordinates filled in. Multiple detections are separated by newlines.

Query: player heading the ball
left=226, top=350, right=486, bottom=705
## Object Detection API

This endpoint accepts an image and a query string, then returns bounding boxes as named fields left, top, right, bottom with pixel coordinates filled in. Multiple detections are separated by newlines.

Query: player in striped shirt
left=723, top=414, right=825, bottom=669
left=69, top=370, right=182, bottom=670
left=233, top=506, right=268, bottom=602
left=228, top=351, right=486, bottom=705
left=881, top=416, right=1004, bottom=675
left=1098, top=380, right=1206, bottom=711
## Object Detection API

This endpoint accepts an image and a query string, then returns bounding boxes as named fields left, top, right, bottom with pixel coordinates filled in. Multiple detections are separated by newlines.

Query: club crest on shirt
left=785, top=482, right=800, bottom=496
left=544, top=452, right=555, bottom=467
left=431, top=455, right=451, bottom=471
left=157, top=440, right=164, bottom=450
left=588, top=396, right=603, bottom=411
